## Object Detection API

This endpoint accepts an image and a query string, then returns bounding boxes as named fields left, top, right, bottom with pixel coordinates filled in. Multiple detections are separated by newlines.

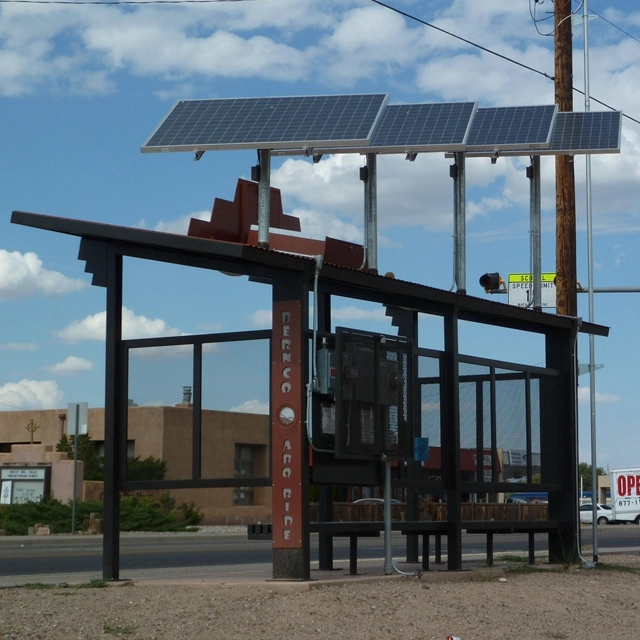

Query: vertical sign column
left=271, top=294, right=309, bottom=580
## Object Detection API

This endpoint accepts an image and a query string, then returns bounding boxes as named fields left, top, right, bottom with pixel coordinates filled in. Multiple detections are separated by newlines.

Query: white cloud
left=152, top=210, right=210, bottom=235
left=229, top=399, right=269, bottom=415
left=0, top=342, right=38, bottom=352
left=0, top=379, right=64, bottom=411
left=0, top=250, right=88, bottom=300
left=56, top=306, right=182, bottom=342
left=287, top=208, right=364, bottom=243
left=249, top=309, right=272, bottom=328
left=272, top=151, right=533, bottom=238
left=321, top=5, right=426, bottom=85
left=129, top=342, right=222, bottom=361
left=44, top=356, right=95, bottom=376
left=249, top=304, right=388, bottom=328
left=331, top=306, right=388, bottom=322
left=83, top=15, right=311, bottom=81
left=578, top=387, right=621, bottom=405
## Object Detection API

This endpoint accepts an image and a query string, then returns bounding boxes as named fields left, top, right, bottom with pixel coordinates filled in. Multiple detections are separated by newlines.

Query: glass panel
left=458, top=362, right=490, bottom=483
left=201, top=339, right=270, bottom=480
left=127, top=344, right=193, bottom=481
left=530, top=376, right=542, bottom=481
left=201, top=339, right=269, bottom=412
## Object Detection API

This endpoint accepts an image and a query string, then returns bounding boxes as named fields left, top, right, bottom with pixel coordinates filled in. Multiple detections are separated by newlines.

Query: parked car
left=579, top=503, right=613, bottom=524
left=352, top=498, right=401, bottom=505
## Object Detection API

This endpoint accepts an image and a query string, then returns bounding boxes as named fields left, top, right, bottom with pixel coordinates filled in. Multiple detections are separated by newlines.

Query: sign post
left=508, top=273, right=556, bottom=308
left=68, top=402, right=88, bottom=534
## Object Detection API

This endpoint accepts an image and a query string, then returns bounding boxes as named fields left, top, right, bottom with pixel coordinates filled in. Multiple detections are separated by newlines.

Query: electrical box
left=316, top=347, right=336, bottom=395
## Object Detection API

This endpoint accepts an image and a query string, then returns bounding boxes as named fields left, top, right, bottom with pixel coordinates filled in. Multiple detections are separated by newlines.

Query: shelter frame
left=11, top=210, right=608, bottom=580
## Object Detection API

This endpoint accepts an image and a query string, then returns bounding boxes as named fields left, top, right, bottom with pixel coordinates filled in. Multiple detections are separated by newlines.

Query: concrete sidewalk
left=0, top=554, right=520, bottom=592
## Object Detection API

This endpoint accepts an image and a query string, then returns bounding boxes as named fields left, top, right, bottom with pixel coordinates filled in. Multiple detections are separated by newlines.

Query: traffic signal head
left=479, top=272, right=503, bottom=292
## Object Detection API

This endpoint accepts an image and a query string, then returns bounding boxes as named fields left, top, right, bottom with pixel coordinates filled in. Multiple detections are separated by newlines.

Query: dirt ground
left=1, top=554, right=639, bottom=640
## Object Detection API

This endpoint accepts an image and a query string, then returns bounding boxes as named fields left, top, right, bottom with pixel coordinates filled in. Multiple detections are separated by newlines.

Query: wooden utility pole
left=555, top=0, right=577, bottom=316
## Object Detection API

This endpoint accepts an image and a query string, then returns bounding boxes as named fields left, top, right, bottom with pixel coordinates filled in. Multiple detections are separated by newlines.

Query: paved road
left=0, top=524, right=637, bottom=578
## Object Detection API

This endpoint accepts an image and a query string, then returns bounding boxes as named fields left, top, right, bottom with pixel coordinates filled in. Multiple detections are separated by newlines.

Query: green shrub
left=56, top=435, right=168, bottom=483
left=56, top=435, right=104, bottom=481
left=126, top=456, right=167, bottom=481
left=0, top=492, right=202, bottom=535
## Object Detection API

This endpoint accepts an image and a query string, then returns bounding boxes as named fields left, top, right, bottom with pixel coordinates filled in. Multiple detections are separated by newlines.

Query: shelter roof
left=11, top=210, right=608, bottom=338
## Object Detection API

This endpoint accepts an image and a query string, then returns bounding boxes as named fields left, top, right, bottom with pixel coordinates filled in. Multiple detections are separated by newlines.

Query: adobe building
left=0, top=404, right=270, bottom=524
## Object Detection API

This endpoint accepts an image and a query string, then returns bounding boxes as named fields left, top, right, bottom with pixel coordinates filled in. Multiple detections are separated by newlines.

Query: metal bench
left=464, top=521, right=561, bottom=567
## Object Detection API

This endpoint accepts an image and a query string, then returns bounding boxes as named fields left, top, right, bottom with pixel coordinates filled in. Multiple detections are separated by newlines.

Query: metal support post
left=257, top=149, right=271, bottom=249
left=583, top=0, right=599, bottom=563
left=529, top=156, right=542, bottom=310
left=71, top=403, right=79, bottom=535
left=384, top=457, right=393, bottom=575
left=453, top=152, right=466, bottom=294
left=365, top=153, right=378, bottom=273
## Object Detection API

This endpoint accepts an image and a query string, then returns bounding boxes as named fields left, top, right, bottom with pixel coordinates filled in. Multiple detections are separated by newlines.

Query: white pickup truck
left=610, top=468, right=640, bottom=524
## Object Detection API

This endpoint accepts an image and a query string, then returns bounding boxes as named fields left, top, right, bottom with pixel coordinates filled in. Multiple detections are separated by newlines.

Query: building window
left=234, top=444, right=259, bottom=506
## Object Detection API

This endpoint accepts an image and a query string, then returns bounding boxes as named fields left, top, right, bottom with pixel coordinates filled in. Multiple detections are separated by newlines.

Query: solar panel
left=367, top=102, right=477, bottom=151
left=465, top=105, right=557, bottom=149
left=141, top=94, right=389, bottom=152
left=461, top=111, right=622, bottom=157
left=545, top=110, right=622, bottom=154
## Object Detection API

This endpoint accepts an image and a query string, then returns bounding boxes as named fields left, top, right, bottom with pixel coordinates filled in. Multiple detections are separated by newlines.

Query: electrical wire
left=368, top=0, right=640, bottom=127
left=529, top=0, right=555, bottom=37
left=0, top=0, right=258, bottom=3
left=1, top=0, right=637, bottom=126
left=369, top=0, right=555, bottom=84
left=305, top=254, right=334, bottom=455
left=589, top=8, right=640, bottom=46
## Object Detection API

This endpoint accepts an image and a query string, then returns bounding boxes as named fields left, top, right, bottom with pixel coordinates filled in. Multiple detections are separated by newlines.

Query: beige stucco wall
left=0, top=406, right=272, bottom=524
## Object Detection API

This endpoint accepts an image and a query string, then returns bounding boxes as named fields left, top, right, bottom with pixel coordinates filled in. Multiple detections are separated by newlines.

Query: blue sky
left=2, top=0, right=640, bottom=469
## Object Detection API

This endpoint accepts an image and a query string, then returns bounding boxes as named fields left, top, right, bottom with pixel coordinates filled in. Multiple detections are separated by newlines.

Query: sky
left=2, top=0, right=640, bottom=470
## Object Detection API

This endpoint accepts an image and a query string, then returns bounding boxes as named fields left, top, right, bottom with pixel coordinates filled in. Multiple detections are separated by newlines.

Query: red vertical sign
left=271, top=300, right=303, bottom=548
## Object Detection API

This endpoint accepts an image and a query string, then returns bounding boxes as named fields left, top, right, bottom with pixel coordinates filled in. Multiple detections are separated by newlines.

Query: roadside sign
left=508, top=273, right=556, bottom=308
left=67, top=402, right=88, bottom=436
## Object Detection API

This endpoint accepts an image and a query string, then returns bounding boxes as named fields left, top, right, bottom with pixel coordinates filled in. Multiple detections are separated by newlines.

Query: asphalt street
left=0, top=524, right=637, bottom=579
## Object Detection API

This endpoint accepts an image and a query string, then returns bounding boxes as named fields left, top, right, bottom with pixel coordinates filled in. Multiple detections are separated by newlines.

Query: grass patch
left=497, top=554, right=528, bottom=563
left=505, top=565, right=551, bottom=575
left=593, top=562, right=640, bottom=575
left=104, top=624, right=137, bottom=636
left=74, top=579, right=108, bottom=589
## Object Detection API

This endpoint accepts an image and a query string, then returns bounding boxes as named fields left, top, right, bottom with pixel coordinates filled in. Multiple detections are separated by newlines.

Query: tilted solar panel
left=368, top=102, right=477, bottom=150
left=547, top=110, right=622, bottom=154
left=141, top=94, right=389, bottom=152
left=462, top=110, right=622, bottom=157
left=466, top=105, right=558, bottom=149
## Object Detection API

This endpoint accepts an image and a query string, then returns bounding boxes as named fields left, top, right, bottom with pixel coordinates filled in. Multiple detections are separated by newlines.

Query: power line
left=1, top=0, right=638, bottom=126
left=369, top=0, right=555, bottom=84
left=0, top=0, right=256, bottom=3
left=369, top=0, right=640, bottom=127
left=589, top=8, right=640, bottom=46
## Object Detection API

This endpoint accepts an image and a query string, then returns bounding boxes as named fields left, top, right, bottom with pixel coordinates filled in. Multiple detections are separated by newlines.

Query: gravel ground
left=1, top=553, right=640, bottom=640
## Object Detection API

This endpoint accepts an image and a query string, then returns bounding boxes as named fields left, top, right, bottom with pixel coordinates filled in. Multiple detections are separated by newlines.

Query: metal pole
left=528, top=159, right=542, bottom=310
left=533, top=156, right=542, bottom=310
left=257, top=149, right=271, bottom=249
left=383, top=457, right=393, bottom=575
left=583, top=0, right=599, bottom=563
left=71, top=403, right=79, bottom=535
left=366, top=153, right=378, bottom=273
left=454, top=152, right=466, bottom=294
left=450, top=162, right=458, bottom=292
